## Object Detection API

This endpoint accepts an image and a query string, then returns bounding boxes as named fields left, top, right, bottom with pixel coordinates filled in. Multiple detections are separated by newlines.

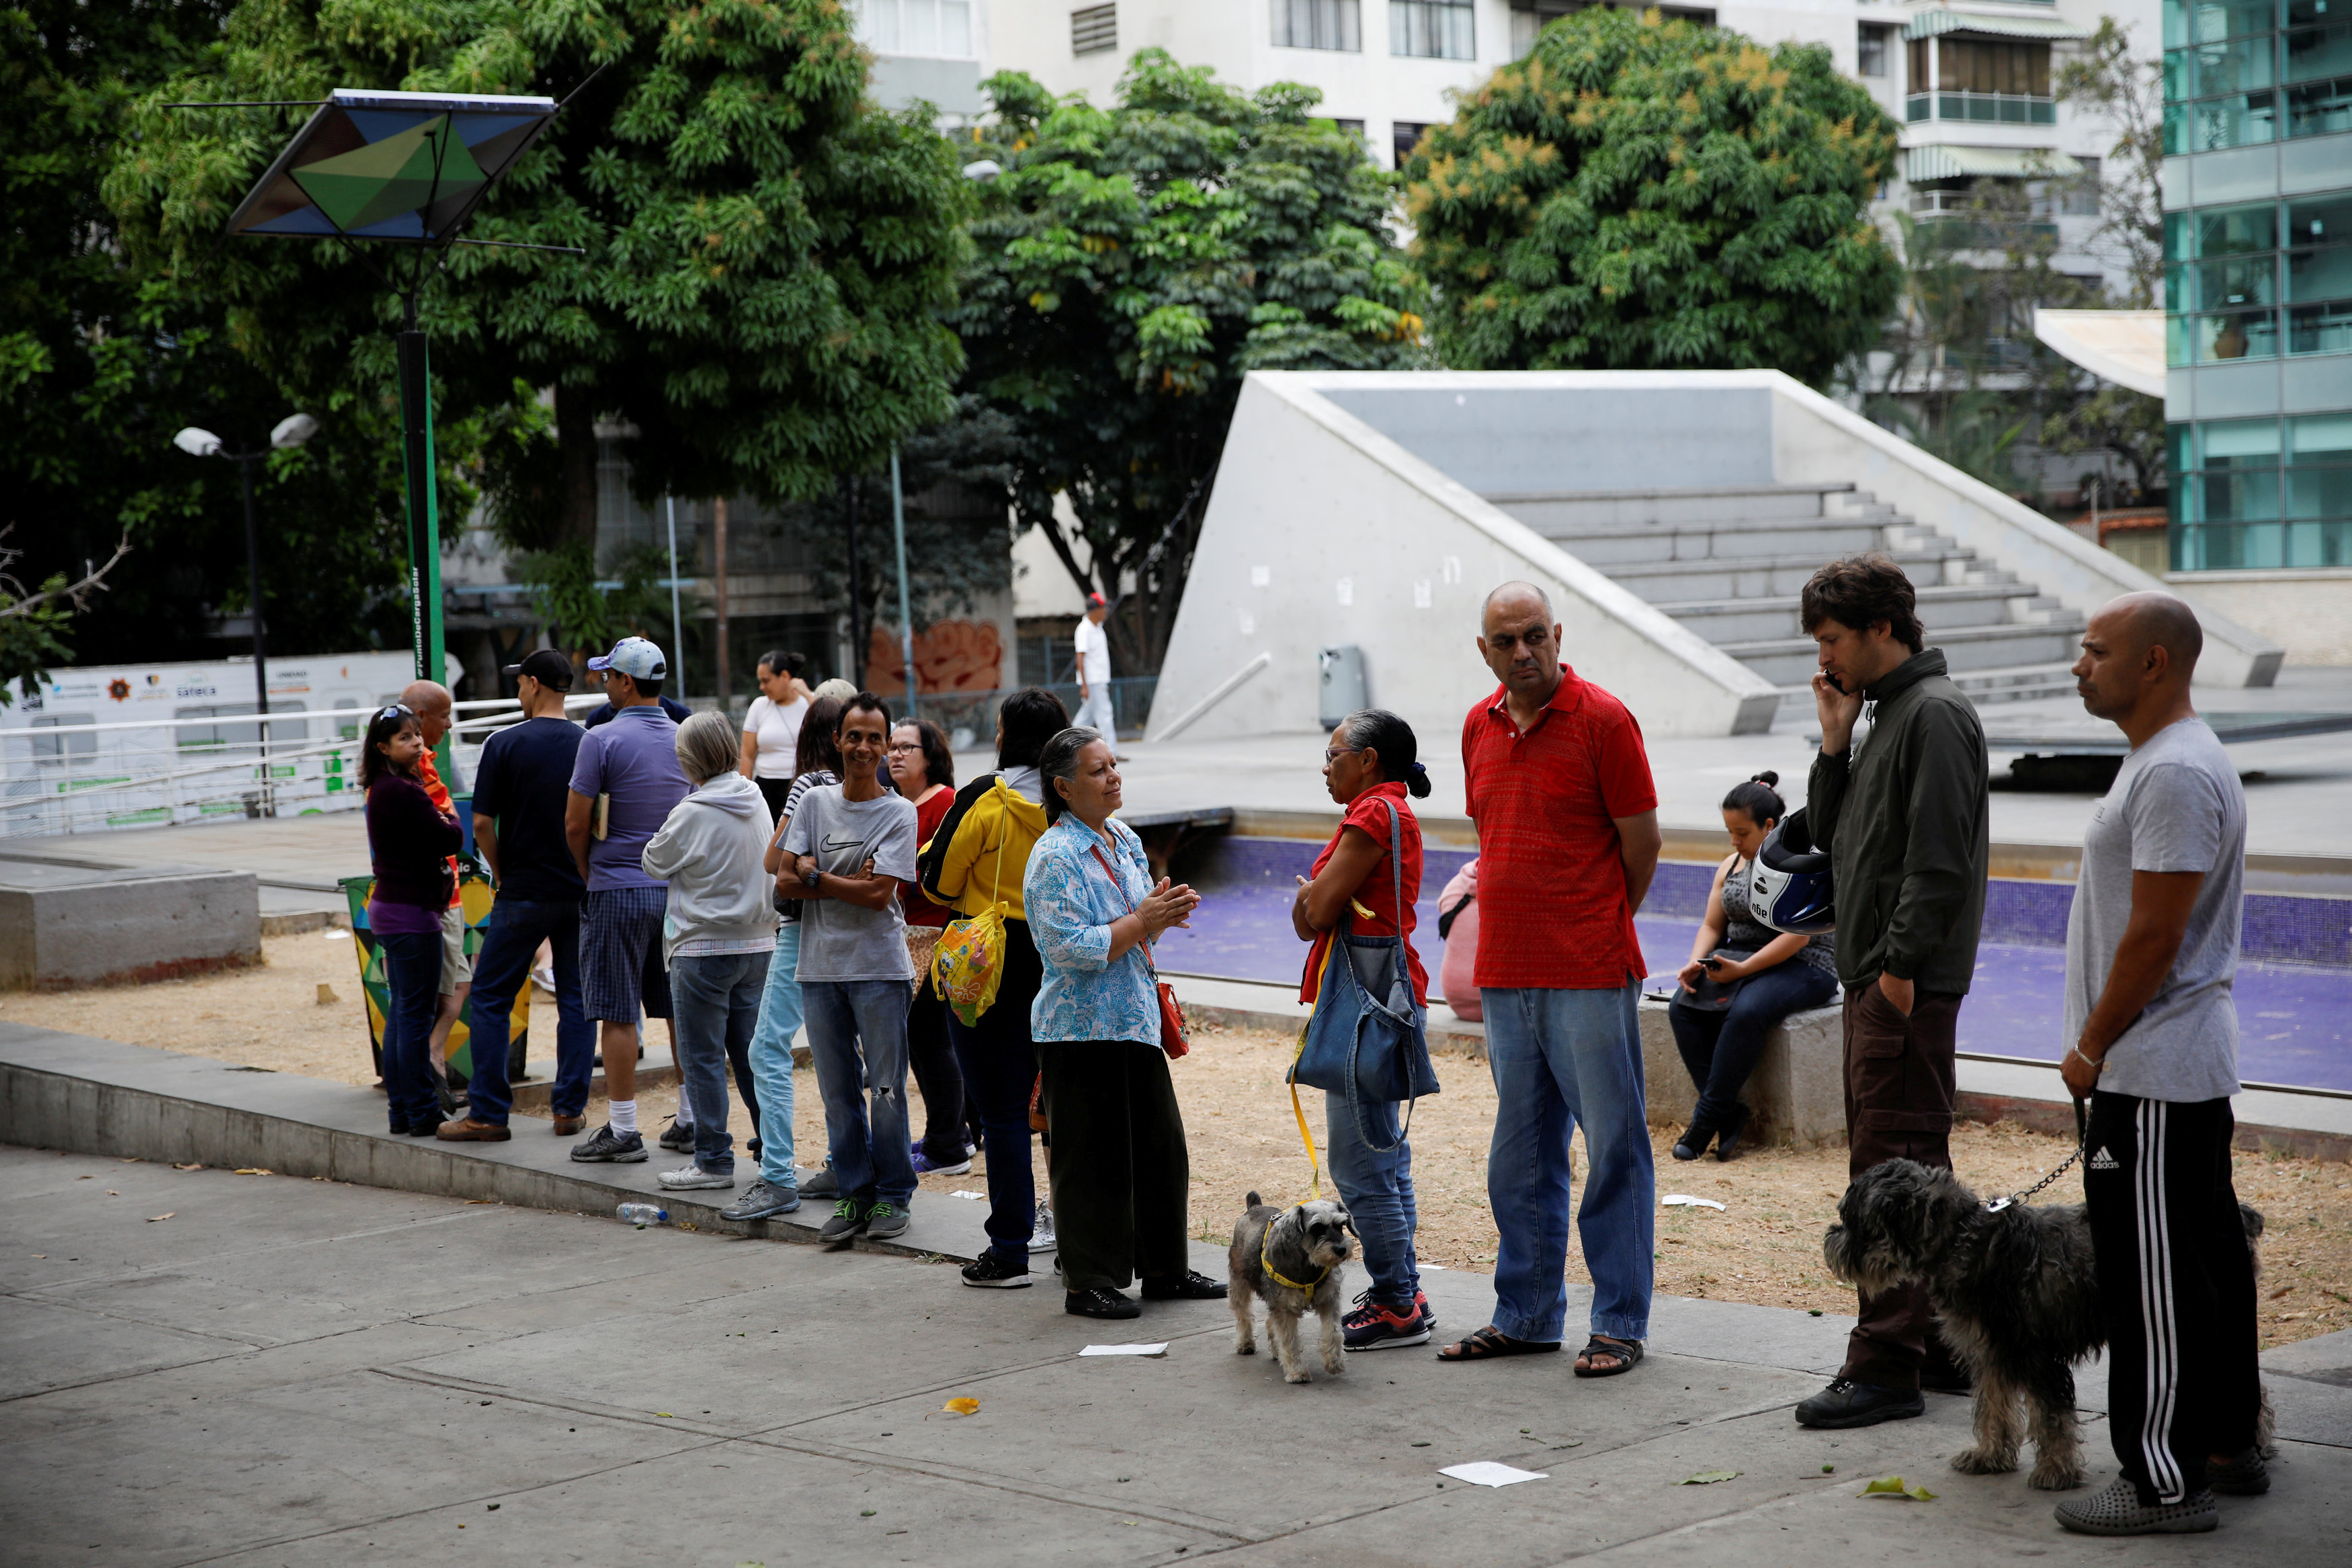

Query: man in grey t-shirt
left=2053, top=594, right=2263, bottom=1538
left=780, top=694, right=921, bottom=1245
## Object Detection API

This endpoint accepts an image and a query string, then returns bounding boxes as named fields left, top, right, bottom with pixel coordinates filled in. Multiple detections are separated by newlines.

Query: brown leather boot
left=550, top=1114, right=586, bottom=1137
left=435, top=1117, right=511, bottom=1142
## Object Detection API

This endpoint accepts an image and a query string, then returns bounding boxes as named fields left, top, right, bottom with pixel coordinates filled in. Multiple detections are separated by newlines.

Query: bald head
left=1482, top=580, right=1553, bottom=629
left=2099, top=592, right=2203, bottom=681
left=400, top=680, right=453, bottom=746
left=1476, top=579, right=1566, bottom=709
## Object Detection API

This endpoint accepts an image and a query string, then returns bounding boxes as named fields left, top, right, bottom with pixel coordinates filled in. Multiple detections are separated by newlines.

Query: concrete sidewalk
left=3, top=1140, right=2347, bottom=1568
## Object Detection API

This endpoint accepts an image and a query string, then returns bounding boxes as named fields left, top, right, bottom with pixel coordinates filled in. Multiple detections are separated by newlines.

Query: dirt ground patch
left=9, top=950, right=2347, bottom=1349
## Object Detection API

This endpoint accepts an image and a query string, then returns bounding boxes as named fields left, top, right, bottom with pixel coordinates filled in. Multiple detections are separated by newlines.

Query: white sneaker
left=657, top=1164, right=734, bottom=1191
left=1030, top=1201, right=1058, bottom=1254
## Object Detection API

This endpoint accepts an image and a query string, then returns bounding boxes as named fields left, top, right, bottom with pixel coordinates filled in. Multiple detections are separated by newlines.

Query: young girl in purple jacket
left=363, top=705, right=462, bottom=1135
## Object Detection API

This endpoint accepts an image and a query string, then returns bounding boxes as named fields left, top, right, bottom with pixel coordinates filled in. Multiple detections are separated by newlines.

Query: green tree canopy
left=106, top=0, right=970, bottom=612
left=1406, top=8, right=1900, bottom=386
left=948, top=51, right=1426, bottom=670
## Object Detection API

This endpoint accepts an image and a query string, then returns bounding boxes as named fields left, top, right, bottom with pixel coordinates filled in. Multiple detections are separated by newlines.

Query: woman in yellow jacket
left=917, top=687, right=1069, bottom=1289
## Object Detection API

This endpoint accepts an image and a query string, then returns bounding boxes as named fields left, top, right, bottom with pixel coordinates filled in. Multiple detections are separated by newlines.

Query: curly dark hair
left=1799, top=554, right=1925, bottom=654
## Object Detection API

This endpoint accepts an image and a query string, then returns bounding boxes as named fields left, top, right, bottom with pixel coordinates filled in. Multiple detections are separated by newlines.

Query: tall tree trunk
left=713, top=496, right=731, bottom=707
left=555, top=381, right=599, bottom=553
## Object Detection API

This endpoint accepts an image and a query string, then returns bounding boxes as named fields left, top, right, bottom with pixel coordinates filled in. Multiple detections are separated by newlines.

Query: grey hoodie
left=640, top=771, right=778, bottom=965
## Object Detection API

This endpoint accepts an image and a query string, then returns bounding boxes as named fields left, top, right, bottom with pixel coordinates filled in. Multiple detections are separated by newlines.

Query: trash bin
left=1318, top=645, right=1367, bottom=730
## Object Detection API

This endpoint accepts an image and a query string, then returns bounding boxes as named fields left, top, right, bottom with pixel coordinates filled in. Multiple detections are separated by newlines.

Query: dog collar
left=1261, top=1227, right=1329, bottom=1293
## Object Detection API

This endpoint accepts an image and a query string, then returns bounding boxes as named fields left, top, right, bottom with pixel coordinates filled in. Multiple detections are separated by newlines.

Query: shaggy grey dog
left=1228, top=1192, right=1355, bottom=1384
left=1824, top=1158, right=2269, bottom=1491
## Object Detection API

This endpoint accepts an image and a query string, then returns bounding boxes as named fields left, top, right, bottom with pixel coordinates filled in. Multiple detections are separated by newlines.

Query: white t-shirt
left=2062, top=717, right=2246, bottom=1103
left=742, top=695, right=808, bottom=779
left=1074, top=617, right=1111, bottom=685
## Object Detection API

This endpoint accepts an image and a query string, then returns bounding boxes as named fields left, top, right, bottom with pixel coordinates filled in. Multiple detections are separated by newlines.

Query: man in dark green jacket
left=1794, top=556, right=1990, bottom=1430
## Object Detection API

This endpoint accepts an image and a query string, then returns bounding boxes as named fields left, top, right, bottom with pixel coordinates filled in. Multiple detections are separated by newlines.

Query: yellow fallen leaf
left=1859, top=1475, right=1937, bottom=1501
left=942, top=1397, right=980, bottom=1416
left=234, top=1168, right=272, bottom=1176
left=147, top=1213, right=175, bottom=1223
left=655, top=1412, right=675, bottom=1418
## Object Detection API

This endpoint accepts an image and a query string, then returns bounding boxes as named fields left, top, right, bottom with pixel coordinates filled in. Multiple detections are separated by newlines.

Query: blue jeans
left=1480, top=982, right=1652, bottom=1344
left=1325, top=1091, right=1419, bottom=1305
left=803, top=977, right=916, bottom=1210
left=463, top=897, right=590, bottom=1125
left=669, top=950, right=771, bottom=1176
left=748, top=922, right=801, bottom=1190
left=377, top=929, right=442, bottom=1129
left=1667, top=959, right=1837, bottom=1135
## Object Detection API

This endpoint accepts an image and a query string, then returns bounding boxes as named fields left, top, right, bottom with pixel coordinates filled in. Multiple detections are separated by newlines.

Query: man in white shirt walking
left=2052, top=593, right=2263, bottom=1538
left=1073, top=592, right=1116, bottom=738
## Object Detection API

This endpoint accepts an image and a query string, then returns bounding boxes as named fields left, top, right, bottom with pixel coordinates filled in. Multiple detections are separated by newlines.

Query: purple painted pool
left=1154, top=836, right=2352, bottom=1094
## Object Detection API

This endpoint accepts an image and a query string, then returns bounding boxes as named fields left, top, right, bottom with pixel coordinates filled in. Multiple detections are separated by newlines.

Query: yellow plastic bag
left=933, top=904, right=1008, bottom=1026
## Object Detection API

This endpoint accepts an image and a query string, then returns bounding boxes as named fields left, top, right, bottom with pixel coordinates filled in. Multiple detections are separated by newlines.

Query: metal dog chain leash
left=1983, top=1098, right=2090, bottom=1213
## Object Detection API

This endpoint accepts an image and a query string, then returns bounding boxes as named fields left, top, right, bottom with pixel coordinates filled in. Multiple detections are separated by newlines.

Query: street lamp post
left=172, top=414, right=319, bottom=813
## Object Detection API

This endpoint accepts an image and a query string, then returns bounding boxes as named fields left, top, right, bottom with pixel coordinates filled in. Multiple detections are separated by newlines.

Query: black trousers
left=905, top=965, right=969, bottom=1164
left=945, top=919, right=1044, bottom=1260
left=1038, top=1038, right=1190, bottom=1293
left=2085, top=1090, right=2262, bottom=1504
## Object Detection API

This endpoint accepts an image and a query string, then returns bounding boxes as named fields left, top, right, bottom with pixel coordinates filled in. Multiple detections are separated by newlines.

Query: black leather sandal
left=1573, top=1334, right=1643, bottom=1377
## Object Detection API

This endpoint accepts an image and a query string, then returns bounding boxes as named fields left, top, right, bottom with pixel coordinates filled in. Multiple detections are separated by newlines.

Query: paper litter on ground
left=948, top=1190, right=984, bottom=1200
left=1663, top=1194, right=1727, bottom=1211
left=1439, top=1462, right=1549, bottom=1488
left=1079, top=1343, right=1169, bottom=1357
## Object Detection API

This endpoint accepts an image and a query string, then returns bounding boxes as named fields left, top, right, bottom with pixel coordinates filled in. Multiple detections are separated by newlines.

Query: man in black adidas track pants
left=2081, top=1094, right=2261, bottom=1510
left=2056, top=595, right=2262, bottom=1536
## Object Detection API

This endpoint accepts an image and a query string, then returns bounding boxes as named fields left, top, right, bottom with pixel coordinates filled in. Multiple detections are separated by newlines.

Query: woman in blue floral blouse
left=1025, top=726, right=1227, bottom=1320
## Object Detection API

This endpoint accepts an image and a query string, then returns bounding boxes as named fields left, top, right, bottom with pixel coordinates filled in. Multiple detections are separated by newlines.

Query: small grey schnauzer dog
left=1824, top=1158, right=2269, bottom=1491
left=1228, top=1192, right=1355, bottom=1384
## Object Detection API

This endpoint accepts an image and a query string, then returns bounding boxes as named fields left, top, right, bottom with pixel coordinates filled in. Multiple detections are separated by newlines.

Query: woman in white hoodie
left=642, top=711, right=779, bottom=1194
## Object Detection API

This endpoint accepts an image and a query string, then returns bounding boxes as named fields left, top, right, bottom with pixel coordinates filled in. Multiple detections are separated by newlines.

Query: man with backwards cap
left=438, top=650, right=592, bottom=1142
left=1072, top=591, right=1116, bottom=739
left=564, top=637, right=693, bottom=1162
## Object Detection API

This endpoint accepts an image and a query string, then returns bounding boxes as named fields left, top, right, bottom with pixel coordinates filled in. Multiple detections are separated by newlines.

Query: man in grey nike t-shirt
left=2054, top=594, right=2262, bottom=1538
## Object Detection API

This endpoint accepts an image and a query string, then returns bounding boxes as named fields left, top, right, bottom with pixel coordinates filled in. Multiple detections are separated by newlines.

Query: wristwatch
left=802, top=865, right=821, bottom=888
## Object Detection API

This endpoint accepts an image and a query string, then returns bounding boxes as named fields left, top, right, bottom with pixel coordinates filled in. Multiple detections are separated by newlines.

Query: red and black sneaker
left=1343, top=1289, right=1432, bottom=1351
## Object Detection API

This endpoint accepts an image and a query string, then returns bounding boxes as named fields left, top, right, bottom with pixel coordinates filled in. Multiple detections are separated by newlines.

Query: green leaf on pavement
left=1681, top=1471, right=1740, bottom=1485
left=1859, top=1475, right=1937, bottom=1501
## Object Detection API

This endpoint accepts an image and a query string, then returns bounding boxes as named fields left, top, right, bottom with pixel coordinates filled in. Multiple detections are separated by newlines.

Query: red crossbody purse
left=1087, top=844, right=1189, bottom=1059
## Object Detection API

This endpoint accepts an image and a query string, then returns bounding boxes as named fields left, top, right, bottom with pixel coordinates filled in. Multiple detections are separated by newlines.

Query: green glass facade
left=2167, top=0, right=2352, bottom=570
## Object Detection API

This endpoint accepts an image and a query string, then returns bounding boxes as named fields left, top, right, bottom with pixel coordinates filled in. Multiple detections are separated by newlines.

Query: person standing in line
left=890, top=718, right=971, bottom=1177
left=583, top=664, right=693, bottom=728
left=916, top=688, right=1071, bottom=1287
left=1292, top=709, right=1437, bottom=1351
left=1665, top=771, right=1840, bottom=1163
left=782, top=694, right=923, bottom=1245
left=1438, top=582, right=1661, bottom=1376
left=739, top=650, right=812, bottom=820
left=362, top=704, right=462, bottom=1136
left=719, top=694, right=844, bottom=1223
left=1026, top=726, right=1224, bottom=1320
left=1072, top=592, right=1116, bottom=738
left=399, top=679, right=472, bottom=1117
left=1795, top=555, right=1989, bottom=1428
left=642, top=711, right=779, bottom=1194
left=2052, top=595, right=2263, bottom=1537
left=564, top=637, right=691, bottom=1164
left=440, top=652, right=589, bottom=1141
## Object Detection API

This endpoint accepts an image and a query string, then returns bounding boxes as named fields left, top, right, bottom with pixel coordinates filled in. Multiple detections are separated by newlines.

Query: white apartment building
left=853, top=1, right=2158, bottom=301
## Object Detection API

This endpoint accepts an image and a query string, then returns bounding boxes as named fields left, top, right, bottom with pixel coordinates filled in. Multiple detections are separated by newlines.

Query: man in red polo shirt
left=1436, top=582, right=1663, bottom=1377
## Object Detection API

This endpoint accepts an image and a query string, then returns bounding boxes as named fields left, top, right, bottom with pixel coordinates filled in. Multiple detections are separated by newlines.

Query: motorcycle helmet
left=1746, top=807, right=1834, bottom=936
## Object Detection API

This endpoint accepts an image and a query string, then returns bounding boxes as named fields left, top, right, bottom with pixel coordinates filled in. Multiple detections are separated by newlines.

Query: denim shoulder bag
left=1287, top=796, right=1439, bottom=1152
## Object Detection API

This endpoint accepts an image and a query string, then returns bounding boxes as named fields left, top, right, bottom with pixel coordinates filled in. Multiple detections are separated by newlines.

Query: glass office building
left=2165, top=0, right=2352, bottom=569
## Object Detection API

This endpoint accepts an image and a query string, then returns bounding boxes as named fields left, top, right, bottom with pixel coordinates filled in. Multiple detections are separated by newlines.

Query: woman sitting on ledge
left=1667, top=771, right=1837, bottom=1162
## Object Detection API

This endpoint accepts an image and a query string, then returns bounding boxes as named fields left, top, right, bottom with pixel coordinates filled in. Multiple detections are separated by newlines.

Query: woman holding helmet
left=1667, top=772, right=1837, bottom=1162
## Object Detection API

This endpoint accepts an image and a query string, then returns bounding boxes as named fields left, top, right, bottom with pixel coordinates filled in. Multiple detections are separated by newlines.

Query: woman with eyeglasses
left=362, top=705, right=462, bottom=1135
left=890, top=719, right=971, bottom=1176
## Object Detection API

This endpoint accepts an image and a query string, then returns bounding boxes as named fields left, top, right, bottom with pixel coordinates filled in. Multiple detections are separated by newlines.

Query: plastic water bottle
left=616, top=1203, right=669, bottom=1229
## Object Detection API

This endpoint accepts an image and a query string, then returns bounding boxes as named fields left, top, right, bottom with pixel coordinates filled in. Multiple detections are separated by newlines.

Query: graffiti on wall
left=864, top=619, right=1005, bottom=697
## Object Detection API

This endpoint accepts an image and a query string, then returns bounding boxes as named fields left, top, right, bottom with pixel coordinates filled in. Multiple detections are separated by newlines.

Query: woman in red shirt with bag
left=1290, top=709, right=1435, bottom=1352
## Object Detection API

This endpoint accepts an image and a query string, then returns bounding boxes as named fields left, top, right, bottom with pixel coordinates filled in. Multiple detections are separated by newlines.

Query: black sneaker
left=1794, top=1377, right=1925, bottom=1429
left=801, top=1161, right=839, bottom=1198
left=817, top=1199, right=868, bottom=1247
left=1342, top=1289, right=1431, bottom=1350
left=659, top=1117, right=695, bottom=1153
left=1065, top=1285, right=1142, bottom=1319
left=570, top=1124, right=648, bottom=1164
left=1140, top=1270, right=1228, bottom=1301
left=2207, top=1446, right=2269, bottom=1496
left=961, top=1250, right=1033, bottom=1289
left=864, top=1202, right=909, bottom=1240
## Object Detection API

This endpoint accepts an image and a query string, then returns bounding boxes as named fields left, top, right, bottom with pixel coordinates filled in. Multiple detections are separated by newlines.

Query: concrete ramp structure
left=1148, top=370, right=2283, bottom=742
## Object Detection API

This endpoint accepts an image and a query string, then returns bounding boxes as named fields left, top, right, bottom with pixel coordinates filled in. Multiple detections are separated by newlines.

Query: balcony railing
left=1906, top=92, right=2058, bottom=124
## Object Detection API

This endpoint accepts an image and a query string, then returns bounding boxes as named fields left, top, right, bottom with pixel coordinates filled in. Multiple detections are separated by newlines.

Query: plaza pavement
left=4, top=1139, right=2347, bottom=1567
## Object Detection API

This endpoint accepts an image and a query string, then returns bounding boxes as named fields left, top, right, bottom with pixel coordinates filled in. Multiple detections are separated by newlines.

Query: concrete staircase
left=1483, top=482, right=2083, bottom=711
